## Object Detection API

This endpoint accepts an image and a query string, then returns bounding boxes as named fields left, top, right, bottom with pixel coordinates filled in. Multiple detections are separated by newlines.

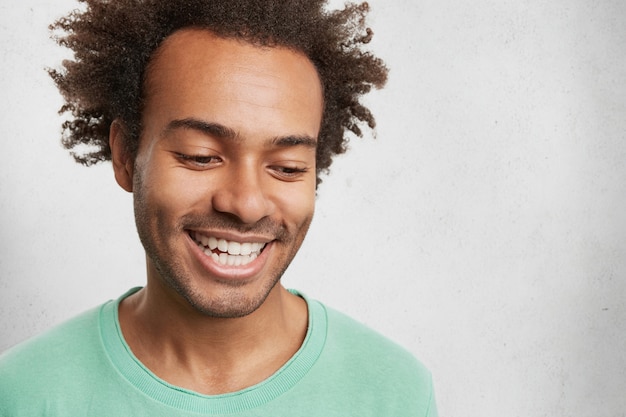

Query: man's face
left=128, top=29, right=323, bottom=318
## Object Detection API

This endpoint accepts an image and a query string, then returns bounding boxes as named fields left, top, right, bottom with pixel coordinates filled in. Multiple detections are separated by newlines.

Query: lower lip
left=185, top=233, right=272, bottom=281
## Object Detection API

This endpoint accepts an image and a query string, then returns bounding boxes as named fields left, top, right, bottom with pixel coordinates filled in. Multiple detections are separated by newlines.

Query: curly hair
left=49, top=0, right=388, bottom=184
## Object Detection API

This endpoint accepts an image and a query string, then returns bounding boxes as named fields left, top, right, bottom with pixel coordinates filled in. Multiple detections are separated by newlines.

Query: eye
left=269, top=165, right=309, bottom=181
left=176, top=153, right=223, bottom=169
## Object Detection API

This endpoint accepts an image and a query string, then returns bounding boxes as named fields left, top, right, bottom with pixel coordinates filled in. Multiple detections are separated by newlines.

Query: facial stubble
left=131, top=167, right=312, bottom=319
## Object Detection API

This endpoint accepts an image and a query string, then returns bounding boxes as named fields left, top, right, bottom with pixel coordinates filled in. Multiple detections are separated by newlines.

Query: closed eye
left=269, top=165, right=309, bottom=181
left=176, top=153, right=223, bottom=169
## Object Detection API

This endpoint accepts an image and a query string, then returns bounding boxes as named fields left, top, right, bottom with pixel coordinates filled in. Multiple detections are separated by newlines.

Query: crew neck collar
left=99, top=287, right=327, bottom=414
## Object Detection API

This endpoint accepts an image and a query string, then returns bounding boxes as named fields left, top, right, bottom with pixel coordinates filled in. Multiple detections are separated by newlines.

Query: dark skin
left=50, top=1, right=387, bottom=183
left=117, top=282, right=307, bottom=393
left=111, top=29, right=322, bottom=394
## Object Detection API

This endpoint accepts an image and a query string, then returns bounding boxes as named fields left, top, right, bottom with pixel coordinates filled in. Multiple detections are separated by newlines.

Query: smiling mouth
left=190, top=231, right=267, bottom=266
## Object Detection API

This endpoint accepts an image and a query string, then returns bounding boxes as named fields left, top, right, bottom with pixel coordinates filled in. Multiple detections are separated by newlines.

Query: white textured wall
left=1, top=1, right=625, bottom=416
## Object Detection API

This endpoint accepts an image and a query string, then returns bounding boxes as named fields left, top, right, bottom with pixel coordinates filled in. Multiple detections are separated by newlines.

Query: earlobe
left=110, top=120, right=134, bottom=192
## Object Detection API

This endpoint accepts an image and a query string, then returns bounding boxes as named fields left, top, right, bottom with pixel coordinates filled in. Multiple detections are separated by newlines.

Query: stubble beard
left=131, top=174, right=311, bottom=319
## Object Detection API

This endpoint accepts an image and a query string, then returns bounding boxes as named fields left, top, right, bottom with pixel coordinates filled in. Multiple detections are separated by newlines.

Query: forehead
left=142, top=29, right=324, bottom=137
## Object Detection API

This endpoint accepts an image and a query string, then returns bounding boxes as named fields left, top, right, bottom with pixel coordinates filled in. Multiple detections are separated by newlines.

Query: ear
left=109, top=120, right=134, bottom=192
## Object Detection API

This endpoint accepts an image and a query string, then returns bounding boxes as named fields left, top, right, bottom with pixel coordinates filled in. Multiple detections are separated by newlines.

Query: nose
left=211, top=164, right=275, bottom=225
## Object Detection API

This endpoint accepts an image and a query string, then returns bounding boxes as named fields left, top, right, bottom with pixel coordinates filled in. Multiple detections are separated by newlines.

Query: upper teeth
left=193, top=232, right=266, bottom=257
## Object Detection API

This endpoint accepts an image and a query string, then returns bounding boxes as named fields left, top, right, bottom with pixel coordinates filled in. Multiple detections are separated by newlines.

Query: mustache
left=178, top=212, right=287, bottom=238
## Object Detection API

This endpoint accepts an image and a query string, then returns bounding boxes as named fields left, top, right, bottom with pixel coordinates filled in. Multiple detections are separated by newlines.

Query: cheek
left=276, top=186, right=316, bottom=229
left=142, top=161, right=205, bottom=205
left=134, top=166, right=196, bottom=232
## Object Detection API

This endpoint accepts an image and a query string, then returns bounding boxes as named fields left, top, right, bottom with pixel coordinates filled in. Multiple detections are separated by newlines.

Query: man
left=0, top=1, right=436, bottom=415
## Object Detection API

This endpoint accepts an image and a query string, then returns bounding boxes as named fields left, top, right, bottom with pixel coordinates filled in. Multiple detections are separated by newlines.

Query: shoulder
left=0, top=305, right=102, bottom=366
left=310, top=302, right=436, bottom=415
left=323, top=304, right=431, bottom=378
left=0, top=305, right=104, bottom=413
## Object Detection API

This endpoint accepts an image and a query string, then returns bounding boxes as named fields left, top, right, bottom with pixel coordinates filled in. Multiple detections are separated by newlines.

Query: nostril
left=211, top=184, right=274, bottom=225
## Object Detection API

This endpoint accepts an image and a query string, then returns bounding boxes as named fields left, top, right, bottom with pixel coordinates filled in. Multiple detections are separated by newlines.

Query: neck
left=118, top=275, right=308, bottom=394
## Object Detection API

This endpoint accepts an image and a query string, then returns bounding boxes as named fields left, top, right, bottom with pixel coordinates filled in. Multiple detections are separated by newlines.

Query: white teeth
left=216, top=254, right=255, bottom=266
left=219, top=253, right=228, bottom=265
left=240, top=242, right=252, bottom=256
left=227, top=241, right=241, bottom=255
left=193, top=232, right=267, bottom=266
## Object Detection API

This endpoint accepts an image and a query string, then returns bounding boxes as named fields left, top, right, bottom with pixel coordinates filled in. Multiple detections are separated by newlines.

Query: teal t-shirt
left=0, top=289, right=437, bottom=416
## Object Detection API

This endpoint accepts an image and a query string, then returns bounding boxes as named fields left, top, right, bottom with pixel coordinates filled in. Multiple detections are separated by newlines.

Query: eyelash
left=176, top=153, right=222, bottom=167
left=270, top=165, right=309, bottom=179
left=176, top=153, right=309, bottom=179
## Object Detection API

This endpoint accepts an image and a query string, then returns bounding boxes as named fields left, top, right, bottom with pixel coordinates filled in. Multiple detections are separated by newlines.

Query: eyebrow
left=164, top=117, right=318, bottom=149
left=270, top=135, right=317, bottom=149
left=165, top=118, right=237, bottom=140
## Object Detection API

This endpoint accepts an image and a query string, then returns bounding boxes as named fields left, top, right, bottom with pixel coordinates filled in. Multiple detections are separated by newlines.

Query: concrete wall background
left=1, top=1, right=625, bottom=415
